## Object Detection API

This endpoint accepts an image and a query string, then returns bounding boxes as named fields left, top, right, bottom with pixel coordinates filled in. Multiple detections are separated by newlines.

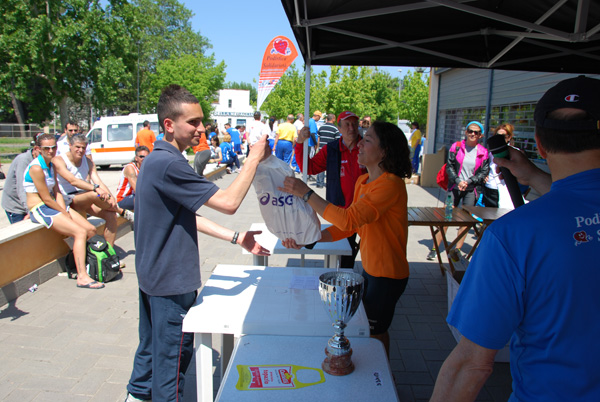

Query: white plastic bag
left=252, top=155, right=322, bottom=244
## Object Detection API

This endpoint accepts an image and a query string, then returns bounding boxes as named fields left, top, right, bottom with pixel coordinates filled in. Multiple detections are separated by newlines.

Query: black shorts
left=361, top=270, right=408, bottom=335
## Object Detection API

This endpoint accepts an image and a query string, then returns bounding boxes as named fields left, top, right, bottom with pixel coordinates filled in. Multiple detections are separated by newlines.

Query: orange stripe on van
left=91, top=147, right=136, bottom=153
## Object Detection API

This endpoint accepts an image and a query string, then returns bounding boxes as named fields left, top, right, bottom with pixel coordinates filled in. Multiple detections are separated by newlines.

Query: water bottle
left=445, top=192, right=453, bottom=220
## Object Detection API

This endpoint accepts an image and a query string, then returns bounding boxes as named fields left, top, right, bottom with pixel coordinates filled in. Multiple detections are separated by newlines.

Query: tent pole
left=303, top=61, right=311, bottom=183
left=484, top=69, right=494, bottom=140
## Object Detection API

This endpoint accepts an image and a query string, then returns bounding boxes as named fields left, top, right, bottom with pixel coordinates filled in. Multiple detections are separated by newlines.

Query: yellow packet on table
left=236, top=364, right=325, bottom=390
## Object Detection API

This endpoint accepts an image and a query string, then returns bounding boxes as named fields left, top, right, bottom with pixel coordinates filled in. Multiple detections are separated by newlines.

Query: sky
left=182, top=0, right=413, bottom=87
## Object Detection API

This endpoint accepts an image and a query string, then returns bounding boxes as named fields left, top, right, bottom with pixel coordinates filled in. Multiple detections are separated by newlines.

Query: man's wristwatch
left=93, top=184, right=100, bottom=192
left=302, top=189, right=315, bottom=202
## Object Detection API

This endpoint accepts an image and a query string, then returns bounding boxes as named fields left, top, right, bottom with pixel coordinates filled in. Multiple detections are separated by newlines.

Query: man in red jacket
left=294, top=111, right=366, bottom=267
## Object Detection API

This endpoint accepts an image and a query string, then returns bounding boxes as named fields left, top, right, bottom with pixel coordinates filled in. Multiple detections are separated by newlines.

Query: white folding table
left=215, top=335, right=399, bottom=401
left=182, top=265, right=370, bottom=402
left=244, top=223, right=352, bottom=268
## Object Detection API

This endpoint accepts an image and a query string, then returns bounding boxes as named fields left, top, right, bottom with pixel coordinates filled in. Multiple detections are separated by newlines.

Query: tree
left=260, top=65, right=305, bottom=119
left=0, top=0, right=215, bottom=128
left=398, top=70, right=430, bottom=128
left=261, top=65, right=410, bottom=123
left=128, top=0, right=212, bottom=114
left=0, top=0, right=135, bottom=128
left=147, top=53, right=226, bottom=119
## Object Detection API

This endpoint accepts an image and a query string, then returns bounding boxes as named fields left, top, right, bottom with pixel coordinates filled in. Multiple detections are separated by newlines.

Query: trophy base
left=322, top=347, right=355, bottom=376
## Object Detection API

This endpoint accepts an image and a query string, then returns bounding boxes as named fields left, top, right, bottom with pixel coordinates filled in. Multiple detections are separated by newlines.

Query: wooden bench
left=0, top=215, right=131, bottom=306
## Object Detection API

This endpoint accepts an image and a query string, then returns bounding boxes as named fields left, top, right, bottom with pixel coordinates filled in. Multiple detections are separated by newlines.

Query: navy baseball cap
left=534, top=75, right=600, bottom=131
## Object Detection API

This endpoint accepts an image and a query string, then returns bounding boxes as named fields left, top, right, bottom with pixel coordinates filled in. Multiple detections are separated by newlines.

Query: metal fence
left=0, top=124, right=59, bottom=139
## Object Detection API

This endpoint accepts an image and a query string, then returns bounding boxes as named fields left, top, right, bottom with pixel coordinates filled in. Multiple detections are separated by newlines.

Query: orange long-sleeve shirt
left=192, top=133, right=210, bottom=153
left=323, top=172, right=409, bottom=279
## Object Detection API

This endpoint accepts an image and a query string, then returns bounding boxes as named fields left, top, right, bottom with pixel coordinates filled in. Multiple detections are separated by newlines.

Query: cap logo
left=564, top=94, right=579, bottom=102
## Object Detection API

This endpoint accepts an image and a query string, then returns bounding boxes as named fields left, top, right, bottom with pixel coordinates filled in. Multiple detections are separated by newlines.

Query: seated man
left=1, top=134, right=40, bottom=223
left=53, top=134, right=133, bottom=248
left=116, top=146, right=149, bottom=211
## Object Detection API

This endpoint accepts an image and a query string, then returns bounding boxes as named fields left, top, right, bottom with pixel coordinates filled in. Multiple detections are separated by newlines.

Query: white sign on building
left=210, top=89, right=255, bottom=132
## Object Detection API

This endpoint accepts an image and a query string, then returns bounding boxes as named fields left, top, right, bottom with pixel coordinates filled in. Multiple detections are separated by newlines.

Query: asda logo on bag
left=259, top=193, right=294, bottom=207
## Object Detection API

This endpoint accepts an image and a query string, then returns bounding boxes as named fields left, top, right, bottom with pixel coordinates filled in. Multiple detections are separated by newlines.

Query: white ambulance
left=86, top=113, right=160, bottom=168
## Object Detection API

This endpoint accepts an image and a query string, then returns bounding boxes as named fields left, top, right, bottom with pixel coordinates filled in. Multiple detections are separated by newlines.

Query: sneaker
left=426, top=249, right=437, bottom=260
left=119, top=261, right=126, bottom=269
left=122, top=209, right=135, bottom=223
left=226, top=167, right=232, bottom=174
left=124, top=394, right=151, bottom=402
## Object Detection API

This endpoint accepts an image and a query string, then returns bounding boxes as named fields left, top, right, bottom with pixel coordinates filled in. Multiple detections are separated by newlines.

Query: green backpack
left=85, top=235, right=121, bottom=283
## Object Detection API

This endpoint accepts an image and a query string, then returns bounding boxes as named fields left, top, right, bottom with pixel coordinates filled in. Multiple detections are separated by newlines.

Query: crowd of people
left=2, top=75, right=598, bottom=402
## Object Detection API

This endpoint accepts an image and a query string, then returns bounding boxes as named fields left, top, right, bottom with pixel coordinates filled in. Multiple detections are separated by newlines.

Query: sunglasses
left=67, top=129, right=78, bottom=132
left=137, top=155, right=146, bottom=158
left=467, top=129, right=482, bottom=135
left=41, top=145, right=57, bottom=150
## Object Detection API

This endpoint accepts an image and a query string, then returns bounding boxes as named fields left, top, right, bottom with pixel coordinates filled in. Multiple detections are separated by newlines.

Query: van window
left=108, top=124, right=133, bottom=141
left=88, top=128, right=102, bottom=144
left=136, top=122, right=160, bottom=135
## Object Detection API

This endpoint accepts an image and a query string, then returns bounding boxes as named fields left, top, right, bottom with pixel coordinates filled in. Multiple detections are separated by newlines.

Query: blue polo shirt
left=227, top=127, right=241, bottom=146
left=134, top=140, right=218, bottom=296
left=448, top=168, right=600, bottom=401
left=308, top=118, right=319, bottom=147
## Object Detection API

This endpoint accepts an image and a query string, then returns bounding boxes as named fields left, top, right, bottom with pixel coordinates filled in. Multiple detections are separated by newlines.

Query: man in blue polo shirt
left=224, top=122, right=242, bottom=154
left=125, top=84, right=270, bottom=402
left=431, top=76, right=600, bottom=401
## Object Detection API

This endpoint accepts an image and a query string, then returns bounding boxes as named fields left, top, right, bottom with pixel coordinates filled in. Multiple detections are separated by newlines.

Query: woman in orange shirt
left=280, top=121, right=412, bottom=356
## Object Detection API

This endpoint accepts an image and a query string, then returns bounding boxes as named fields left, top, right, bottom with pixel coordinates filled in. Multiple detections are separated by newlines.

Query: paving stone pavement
left=0, top=166, right=513, bottom=401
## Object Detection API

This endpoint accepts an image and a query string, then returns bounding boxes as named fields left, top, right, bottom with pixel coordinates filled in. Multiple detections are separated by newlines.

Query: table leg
left=253, top=255, right=268, bottom=266
left=196, top=332, right=214, bottom=402
left=220, top=334, right=234, bottom=379
left=466, top=223, right=487, bottom=259
left=300, top=254, right=305, bottom=267
left=430, top=226, right=446, bottom=275
left=324, top=255, right=331, bottom=268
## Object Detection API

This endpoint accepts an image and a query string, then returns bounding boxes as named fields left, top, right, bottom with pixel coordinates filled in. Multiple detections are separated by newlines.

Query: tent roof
left=280, top=0, right=600, bottom=74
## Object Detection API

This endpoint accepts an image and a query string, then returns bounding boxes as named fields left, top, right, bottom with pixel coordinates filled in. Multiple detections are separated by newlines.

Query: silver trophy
left=318, top=271, right=365, bottom=376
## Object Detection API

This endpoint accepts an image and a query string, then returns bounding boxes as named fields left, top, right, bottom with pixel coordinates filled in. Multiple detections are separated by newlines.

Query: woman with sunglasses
left=23, top=134, right=102, bottom=289
left=446, top=121, right=490, bottom=253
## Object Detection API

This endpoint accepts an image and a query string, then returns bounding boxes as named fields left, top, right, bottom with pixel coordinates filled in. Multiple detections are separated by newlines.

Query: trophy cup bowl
left=318, top=271, right=365, bottom=376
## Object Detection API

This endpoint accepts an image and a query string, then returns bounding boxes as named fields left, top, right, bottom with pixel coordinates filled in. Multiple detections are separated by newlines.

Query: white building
left=210, top=89, right=254, bottom=132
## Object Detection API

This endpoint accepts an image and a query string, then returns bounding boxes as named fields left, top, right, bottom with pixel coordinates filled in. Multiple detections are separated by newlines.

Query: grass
left=0, top=146, right=29, bottom=154
left=0, top=137, right=32, bottom=144
left=1, top=157, right=17, bottom=164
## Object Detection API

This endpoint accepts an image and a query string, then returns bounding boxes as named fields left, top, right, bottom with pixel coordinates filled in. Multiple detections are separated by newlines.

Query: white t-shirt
left=246, top=120, right=270, bottom=145
left=293, top=120, right=305, bottom=132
